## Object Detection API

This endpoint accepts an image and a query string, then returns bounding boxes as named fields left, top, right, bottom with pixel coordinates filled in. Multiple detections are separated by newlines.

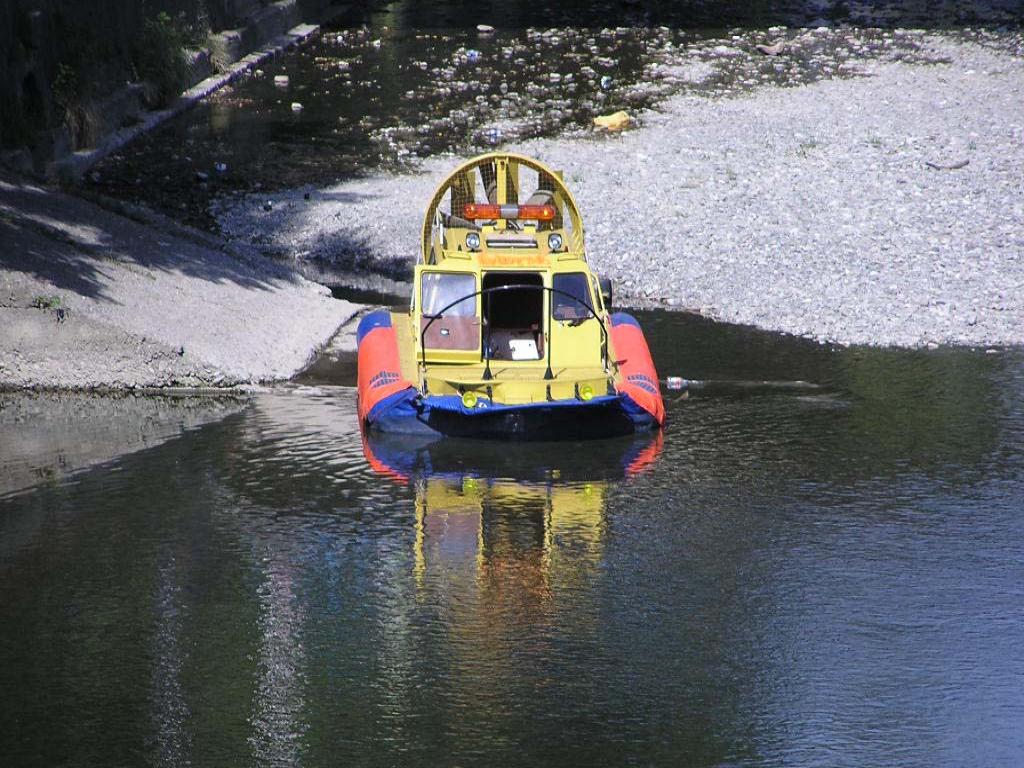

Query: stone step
left=209, top=0, right=300, bottom=70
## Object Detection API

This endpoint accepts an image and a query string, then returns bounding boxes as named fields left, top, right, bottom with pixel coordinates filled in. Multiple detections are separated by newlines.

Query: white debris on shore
left=215, top=35, right=1024, bottom=348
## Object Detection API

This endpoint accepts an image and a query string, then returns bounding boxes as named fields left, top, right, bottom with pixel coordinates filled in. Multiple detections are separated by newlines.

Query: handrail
left=419, top=283, right=609, bottom=386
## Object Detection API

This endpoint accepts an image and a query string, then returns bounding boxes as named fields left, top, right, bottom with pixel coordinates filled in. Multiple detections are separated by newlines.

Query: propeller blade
left=449, top=168, right=476, bottom=217
left=505, top=159, right=519, bottom=205
left=527, top=173, right=561, bottom=229
left=479, top=162, right=498, bottom=204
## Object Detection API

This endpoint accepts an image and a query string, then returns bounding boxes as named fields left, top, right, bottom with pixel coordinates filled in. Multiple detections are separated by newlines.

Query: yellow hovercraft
left=356, top=152, right=664, bottom=440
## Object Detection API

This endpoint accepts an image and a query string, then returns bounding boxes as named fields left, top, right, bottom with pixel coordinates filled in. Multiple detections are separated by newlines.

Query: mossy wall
left=0, top=1, right=333, bottom=164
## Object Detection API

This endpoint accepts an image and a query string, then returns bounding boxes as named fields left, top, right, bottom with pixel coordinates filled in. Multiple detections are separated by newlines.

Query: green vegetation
left=53, top=62, right=99, bottom=148
left=134, top=11, right=191, bottom=106
left=31, top=295, right=64, bottom=311
left=2, top=2, right=213, bottom=152
left=31, top=294, right=69, bottom=323
left=795, top=138, right=821, bottom=157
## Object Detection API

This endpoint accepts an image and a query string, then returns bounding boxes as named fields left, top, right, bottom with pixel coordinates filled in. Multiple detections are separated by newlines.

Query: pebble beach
left=216, top=33, right=1024, bottom=347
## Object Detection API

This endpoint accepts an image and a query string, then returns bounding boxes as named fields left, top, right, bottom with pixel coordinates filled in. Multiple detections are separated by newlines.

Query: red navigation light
left=462, top=203, right=556, bottom=221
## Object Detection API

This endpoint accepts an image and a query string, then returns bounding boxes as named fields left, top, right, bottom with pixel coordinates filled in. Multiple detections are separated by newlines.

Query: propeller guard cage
left=420, top=152, right=587, bottom=264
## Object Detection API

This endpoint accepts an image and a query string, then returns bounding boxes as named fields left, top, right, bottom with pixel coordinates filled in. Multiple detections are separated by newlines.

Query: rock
left=273, top=75, right=289, bottom=88
left=755, top=41, right=785, bottom=56
left=710, top=45, right=742, bottom=57
left=291, top=102, right=304, bottom=112
left=593, top=110, right=631, bottom=131
left=477, top=24, right=495, bottom=34
left=0, top=149, right=35, bottom=176
left=195, top=171, right=209, bottom=182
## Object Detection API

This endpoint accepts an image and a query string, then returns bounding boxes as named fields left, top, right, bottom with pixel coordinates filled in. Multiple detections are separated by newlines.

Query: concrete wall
left=0, top=0, right=336, bottom=176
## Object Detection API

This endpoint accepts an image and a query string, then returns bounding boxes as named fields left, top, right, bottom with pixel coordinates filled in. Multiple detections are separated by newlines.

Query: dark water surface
left=3, top=312, right=1023, bottom=766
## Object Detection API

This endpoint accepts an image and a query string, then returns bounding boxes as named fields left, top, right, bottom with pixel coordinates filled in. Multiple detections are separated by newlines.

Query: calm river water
left=8, top=1, right=1024, bottom=763
left=2, top=312, right=1023, bottom=766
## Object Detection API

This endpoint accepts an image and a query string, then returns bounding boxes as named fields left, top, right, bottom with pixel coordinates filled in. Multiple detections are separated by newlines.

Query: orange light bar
left=518, top=204, right=556, bottom=221
left=463, top=203, right=502, bottom=220
left=463, top=203, right=556, bottom=221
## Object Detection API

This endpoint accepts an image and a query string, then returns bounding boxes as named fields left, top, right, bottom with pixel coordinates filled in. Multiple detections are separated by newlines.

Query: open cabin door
left=481, top=272, right=545, bottom=361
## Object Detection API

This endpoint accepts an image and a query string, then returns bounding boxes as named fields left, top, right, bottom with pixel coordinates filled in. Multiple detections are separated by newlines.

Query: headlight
left=466, top=232, right=481, bottom=250
left=579, top=384, right=594, bottom=401
left=461, top=391, right=478, bottom=408
left=547, top=233, right=563, bottom=251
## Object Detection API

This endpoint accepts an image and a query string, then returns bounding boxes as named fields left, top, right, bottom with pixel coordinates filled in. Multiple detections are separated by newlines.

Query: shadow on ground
left=0, top=176, right=303, bottom=304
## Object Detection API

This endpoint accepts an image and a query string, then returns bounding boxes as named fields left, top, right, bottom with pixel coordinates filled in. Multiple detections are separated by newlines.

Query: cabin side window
left=552, top=273, right=593, bottom=321
left=422, top=273, right=477, bottom=317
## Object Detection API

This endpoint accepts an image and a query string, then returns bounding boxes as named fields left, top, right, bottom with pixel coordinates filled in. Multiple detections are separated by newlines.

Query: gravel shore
left=216, top=35, right=1024, bottom=347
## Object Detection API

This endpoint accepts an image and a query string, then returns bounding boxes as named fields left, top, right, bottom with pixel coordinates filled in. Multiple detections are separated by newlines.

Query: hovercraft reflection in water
left=356, top=152, right=665, bottom=440
left=361, top=429, right=664, bottom=485
left=362, top=429, right=663, bottom=600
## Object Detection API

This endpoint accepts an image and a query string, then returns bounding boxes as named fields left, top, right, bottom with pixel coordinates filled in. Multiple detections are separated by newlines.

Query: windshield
left=552, top=273, right=593, bottom=321
left=422, top=273, right=476, bottom=317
